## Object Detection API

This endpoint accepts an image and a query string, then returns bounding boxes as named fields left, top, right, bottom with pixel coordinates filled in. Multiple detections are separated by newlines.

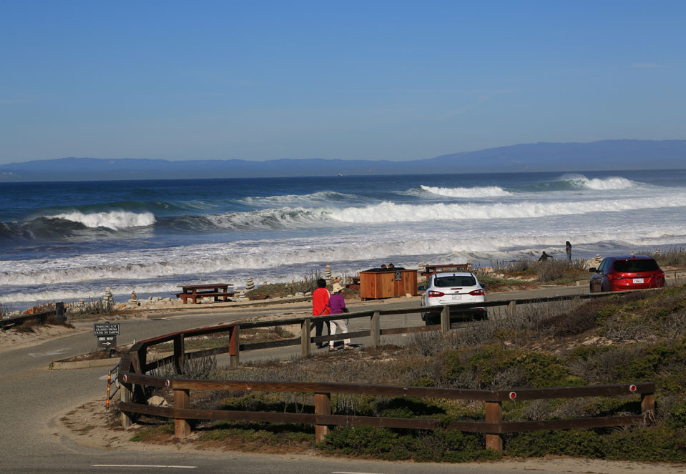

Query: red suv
left=589, top=256, right=665, bottom=293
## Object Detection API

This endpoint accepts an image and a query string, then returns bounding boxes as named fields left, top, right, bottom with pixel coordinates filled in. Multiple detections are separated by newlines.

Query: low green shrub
left=667, top=399, right=686, bottom=430
left=319, top=426, right=500, bottom=462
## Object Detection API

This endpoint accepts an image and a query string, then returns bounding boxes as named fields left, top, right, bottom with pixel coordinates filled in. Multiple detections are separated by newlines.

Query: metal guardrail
left=115, top=289, right=657, bottom=451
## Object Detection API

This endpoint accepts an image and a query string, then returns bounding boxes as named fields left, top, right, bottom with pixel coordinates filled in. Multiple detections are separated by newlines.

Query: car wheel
left=424, top=314, right=439, bottom=326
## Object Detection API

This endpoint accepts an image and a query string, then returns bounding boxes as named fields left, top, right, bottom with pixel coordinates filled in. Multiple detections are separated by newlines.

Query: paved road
left=2, top=281, right=683, bottom=473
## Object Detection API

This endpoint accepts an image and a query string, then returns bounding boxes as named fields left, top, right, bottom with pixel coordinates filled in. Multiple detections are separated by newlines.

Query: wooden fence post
left=507, top=301, right=516, bottom=318
left=641, top=391, right=655, bottom=418
left=174, top=388, right=192, bottom=438
left=301, top=318, right=312, bottom=357
left=315, top=392, right=331, bottom=443
left=120, top=383, right=133, bottom=428
left=441, top=306, right=450, bottom=333
left=485, top=401, right=503, bottom=452
left=229, top=325, right=240, bottom=368
left=173, top=333, right=185, bottom=374
left=371, top=311, right=381, bottom=348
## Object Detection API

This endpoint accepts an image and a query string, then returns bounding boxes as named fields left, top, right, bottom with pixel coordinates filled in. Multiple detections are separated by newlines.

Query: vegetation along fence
left=116, top=290, right=655, bottom=451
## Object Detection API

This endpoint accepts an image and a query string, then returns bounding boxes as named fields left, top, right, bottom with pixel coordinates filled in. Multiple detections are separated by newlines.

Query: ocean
left=1, top=169, right=686, bottom=310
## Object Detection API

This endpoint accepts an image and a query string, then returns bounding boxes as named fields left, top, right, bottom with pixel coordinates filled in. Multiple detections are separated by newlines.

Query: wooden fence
left=0, top=303, right=63, bottom=329
left=116, top=290, right=655, bottom=451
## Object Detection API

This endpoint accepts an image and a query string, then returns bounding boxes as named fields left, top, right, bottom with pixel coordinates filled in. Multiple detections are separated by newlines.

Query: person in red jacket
left=312, top=278, right=330, bottom=348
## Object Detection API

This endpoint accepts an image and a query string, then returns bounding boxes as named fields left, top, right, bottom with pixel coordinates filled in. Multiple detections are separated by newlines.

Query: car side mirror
left=589, top=268, right=597, bottom=273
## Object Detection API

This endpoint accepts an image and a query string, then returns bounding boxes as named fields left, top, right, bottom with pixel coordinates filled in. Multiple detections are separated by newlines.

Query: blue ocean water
left=1, top=169, right=686, bottom=308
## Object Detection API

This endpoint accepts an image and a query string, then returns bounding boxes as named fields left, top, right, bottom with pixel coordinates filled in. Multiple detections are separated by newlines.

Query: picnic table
left=174, top=284, right=235, bottom=304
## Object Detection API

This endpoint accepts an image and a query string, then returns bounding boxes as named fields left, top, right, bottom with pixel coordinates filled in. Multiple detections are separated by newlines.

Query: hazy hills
left=1, top=139, right=684, bottom=182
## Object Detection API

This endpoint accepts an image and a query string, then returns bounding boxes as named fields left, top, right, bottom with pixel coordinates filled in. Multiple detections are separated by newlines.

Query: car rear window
left=612, top=259, right=660, bottom=273
left=434, top=276, right=476, bottom=287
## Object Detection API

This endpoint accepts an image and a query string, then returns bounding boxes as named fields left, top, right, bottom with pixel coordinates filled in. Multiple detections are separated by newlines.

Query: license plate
left=633, top=278, right=644, bottom=284
left=451, top=295, right=462, bottom=300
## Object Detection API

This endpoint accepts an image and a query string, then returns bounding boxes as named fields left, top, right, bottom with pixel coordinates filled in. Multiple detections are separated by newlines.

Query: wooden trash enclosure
left=359, top=268, right=418, bottom=300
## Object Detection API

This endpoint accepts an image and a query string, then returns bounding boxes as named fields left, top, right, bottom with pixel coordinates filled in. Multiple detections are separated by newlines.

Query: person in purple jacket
left=327, top=282, right=352, bottom=351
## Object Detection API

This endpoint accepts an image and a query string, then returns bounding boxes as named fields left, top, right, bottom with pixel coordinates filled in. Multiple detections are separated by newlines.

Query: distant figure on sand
left=538, top=251, right=553, bottom=262
left=328, top=282, right=352, bottom=351
left=566, top=241, right=572, bottom=261
left=312, top=278, right=330, bottom=349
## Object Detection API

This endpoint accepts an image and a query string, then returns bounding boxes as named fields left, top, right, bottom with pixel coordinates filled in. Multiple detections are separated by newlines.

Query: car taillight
left=428, top=291, right=444, bottom=298
left=469, top=289, right=484, bottom=296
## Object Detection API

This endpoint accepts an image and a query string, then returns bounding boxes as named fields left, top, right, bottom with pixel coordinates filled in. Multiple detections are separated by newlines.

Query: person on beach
left=566, top=241, right=572, bottom=261
left=312, top=278, right=330, bottom=349
left=327, top=282, right=352, bottom=351
left=538, top=251, right=553, bottom=262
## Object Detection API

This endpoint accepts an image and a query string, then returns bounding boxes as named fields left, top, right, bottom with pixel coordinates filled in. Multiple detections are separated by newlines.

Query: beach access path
left=2, top=282, right=686, bottom=473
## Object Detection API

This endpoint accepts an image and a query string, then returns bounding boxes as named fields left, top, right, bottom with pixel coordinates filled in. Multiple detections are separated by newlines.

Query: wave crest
left=420, top=185, right=512, bottom=198
left=51, top=211, right=156, bottom=229
left=560, top=174, right=636, bottom=190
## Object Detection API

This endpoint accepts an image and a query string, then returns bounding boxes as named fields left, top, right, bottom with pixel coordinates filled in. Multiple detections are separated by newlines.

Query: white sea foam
left=420, top=185, right=512, bottom=198
left=329, top=194, right=686, bottom=223
left=50, top=211, right=156, bottom=229
left=560, top=174, right=636, bottom=190
left=3, top=221, right=686, bottom=292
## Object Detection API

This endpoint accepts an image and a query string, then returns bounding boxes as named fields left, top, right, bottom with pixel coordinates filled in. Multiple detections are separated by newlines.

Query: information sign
left=94, top=322, right=120, bottom=336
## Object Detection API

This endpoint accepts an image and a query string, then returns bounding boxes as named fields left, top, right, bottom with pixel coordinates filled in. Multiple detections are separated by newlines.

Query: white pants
left=329, top=318, right=350, bottom=346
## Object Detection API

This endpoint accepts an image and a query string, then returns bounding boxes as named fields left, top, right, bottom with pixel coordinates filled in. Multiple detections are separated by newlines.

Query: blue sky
left=1, top=0, right=684, bottom=164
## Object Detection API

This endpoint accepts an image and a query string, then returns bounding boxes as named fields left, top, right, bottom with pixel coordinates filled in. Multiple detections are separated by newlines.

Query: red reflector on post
left=122, top=374, right=127, bottom=383
left=630, top=384, right=637, bottom=392
left=165, top=379, right=171, bottom=387
left=509, top=392, right=517, bottom=400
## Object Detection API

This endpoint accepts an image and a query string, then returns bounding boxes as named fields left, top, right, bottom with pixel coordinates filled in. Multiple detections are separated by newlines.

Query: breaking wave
left=51, top=211, right=156, bottom=230
left=561, top=174, right=636, bottom=190
left=420, top=185, right=512, bottom=198
left=330, top=194, right=686, bottom=223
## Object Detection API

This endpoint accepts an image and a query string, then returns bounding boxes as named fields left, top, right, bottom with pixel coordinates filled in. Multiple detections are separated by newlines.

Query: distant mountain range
left=1, top=139, right=685, bottom=182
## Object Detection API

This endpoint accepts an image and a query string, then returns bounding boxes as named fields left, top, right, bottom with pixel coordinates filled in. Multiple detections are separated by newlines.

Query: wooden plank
left=0, top=309, right=57, bottom=329
left=120, top=384, right=133, bottom=428
left=371, top=311, right=380, bottom=347
left=174, top=389, right=192, bottom=438
left=498, top=415, right=647, bottom=433
left=301, top=318, right=311, bottom=357
left=485, top=401, right=503, bottom=451
left=447, top=421, right=501, bottom=433
left=497, top=383, right=655, bottom=401
left=315, top=392, right=331, bottom=442
left=642, top=392, right=655, bottom=416
left=173, top=334, right=185, bottom=374
left=119, top=371, right=169, bottom=387
left=441, top=306, right=450, bottom=333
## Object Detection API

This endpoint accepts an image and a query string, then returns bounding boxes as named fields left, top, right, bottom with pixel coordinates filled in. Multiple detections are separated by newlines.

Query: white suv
left=420, top=272, right=487, bottom=325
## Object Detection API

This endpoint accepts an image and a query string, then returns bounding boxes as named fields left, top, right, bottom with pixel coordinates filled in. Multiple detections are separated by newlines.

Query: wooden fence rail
left=116, top=289, right=656, bottom=451
left=0, top=305, right=62, bottom=329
